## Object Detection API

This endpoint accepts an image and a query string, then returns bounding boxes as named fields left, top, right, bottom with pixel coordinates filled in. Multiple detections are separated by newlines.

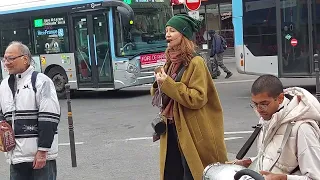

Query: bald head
left=4, top=41, right=33, bottom=74
left=6, top=41, right=32, bottom=64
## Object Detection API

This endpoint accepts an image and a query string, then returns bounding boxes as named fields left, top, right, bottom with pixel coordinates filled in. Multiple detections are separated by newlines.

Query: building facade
left=171, top=0, right=233, bottom=53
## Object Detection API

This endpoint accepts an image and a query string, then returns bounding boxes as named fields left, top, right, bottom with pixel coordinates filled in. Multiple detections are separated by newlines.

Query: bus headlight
left=127, top=63, right=139, bottom=74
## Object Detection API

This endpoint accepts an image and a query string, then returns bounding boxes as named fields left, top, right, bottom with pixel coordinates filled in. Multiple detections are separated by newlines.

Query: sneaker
left=225, top=72, right=233, bottom=79
left=217, top=71, right=221, bottom=76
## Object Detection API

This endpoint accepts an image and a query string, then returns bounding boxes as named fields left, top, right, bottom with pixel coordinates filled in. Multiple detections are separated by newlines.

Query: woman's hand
left=155, top=68, right=168, bottom=84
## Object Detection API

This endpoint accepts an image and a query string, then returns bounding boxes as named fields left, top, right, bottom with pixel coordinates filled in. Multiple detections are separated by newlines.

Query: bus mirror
left=117, top=6, right=134, bottom=27
left=102, top=0, right=134, bottom=28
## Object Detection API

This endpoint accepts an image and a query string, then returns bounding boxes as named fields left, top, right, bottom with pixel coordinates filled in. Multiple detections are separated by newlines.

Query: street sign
left=285, top=34, right=292, bottom=40
left=188, top=10, right=200, bottom=20
left=291, top=38, right=298, bottom=47
left=185, top=0, right=201, bottom=11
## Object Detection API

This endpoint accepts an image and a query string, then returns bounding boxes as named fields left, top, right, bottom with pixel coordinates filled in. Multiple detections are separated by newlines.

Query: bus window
left=33, top=16, right=70, bottom=54
left=114, top=8, right=169, bottom=57
left=0, top=19, right=32, bottom=56
left=243, top=0, right=277, bottom=56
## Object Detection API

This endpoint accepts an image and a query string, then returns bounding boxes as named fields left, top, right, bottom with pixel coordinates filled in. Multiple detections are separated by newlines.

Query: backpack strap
left=269, top=121, right=296, bottom=172
left=31, top=71, right=39, bottom=94
left=8, top=74, right=16, bottom=98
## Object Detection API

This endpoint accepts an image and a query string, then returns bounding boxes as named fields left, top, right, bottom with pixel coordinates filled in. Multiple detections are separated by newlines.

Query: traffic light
left=124, top=0, right=132, bottom=4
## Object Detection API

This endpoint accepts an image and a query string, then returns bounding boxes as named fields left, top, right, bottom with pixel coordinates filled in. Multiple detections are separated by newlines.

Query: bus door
left=311, top=0, right=320, bottom=74
left=278, top=0, right=319, bottom=77
left=71, top=11, right=114, bottom=89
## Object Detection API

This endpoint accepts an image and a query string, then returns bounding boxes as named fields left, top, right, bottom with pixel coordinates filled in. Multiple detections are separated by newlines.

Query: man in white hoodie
left=233, top=74, right=320, bottom=180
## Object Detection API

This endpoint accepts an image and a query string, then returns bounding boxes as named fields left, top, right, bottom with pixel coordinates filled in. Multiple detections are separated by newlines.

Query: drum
left=202, top=162, right=263, bottom=180
left=203, top=162, right=245, bottom=180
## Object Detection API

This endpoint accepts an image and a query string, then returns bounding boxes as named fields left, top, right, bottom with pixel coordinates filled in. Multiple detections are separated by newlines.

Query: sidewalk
left=206, top=57, right=258, bottom=82
left=224, top=56, right=236, bottom=64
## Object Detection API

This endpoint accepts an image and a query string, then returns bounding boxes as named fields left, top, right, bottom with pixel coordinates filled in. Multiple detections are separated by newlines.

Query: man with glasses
left=0, top=41, right=60, bottom=180
left=231, top=74, right=320, bottom=179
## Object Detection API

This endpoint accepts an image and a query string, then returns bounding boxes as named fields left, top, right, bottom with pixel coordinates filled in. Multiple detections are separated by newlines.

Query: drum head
left=202, top=162, right=246, bottom=180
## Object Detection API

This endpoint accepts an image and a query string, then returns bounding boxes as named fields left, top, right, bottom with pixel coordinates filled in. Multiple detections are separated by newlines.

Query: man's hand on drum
left=225, top=158, right=252, bottom=168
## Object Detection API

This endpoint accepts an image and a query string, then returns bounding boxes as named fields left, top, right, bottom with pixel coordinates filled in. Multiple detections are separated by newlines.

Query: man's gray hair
left=7, top=41, right=34, bottom=65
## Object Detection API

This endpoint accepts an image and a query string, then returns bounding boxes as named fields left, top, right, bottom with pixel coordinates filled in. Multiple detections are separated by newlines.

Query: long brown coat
left=151, top=56, right=228, bottom=180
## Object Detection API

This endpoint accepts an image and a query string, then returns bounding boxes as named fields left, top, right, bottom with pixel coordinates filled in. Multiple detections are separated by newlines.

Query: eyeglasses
left=250, top=98, right=277, bottom=111
left=1, top=54, right=25, bottom=63
left=250, top=103, right=269, bottom=111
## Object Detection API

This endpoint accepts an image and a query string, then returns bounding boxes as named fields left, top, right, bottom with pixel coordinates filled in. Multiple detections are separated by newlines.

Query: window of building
left=33, top=16, right=70, bottom=54
left=0, top=19, right=33, bottom=56
left=194, top=6, right=207, bottom=47
left=243, top=0, right=277, bottom=56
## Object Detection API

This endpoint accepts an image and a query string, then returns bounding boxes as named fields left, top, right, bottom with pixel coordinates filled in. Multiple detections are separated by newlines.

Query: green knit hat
left=166, top=14, right=201, bottom=40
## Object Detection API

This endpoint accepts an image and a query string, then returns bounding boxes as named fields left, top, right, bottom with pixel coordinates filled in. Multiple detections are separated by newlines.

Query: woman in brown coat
left=151, top=14, right=228, bottom=180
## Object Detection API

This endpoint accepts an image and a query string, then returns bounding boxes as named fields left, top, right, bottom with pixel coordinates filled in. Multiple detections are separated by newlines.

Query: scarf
left=152, top=48, right=183, bottom=120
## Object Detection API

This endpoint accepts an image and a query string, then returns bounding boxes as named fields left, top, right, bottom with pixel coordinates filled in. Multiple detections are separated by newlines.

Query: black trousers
left=164, top=123, right=194, bottom=180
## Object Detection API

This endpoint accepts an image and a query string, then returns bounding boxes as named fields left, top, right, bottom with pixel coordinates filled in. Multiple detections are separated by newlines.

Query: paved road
left=0, top=60, right=317, bottom=180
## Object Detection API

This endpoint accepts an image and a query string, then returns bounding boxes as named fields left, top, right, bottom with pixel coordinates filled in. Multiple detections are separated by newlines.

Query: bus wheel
left=47, top=67, right=68, bottom=99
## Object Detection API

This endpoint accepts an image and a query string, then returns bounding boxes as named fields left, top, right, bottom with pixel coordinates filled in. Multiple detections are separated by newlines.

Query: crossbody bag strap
left=236, top=123, right=262, bottom=159
left=174, top=53, right=201, bottom=82
left=175, top=65, right=186, bottom=82
left=158, top=64, right=186, bottom=107
left=268, top=121, right=295, bottom=172
left=290, top=166, right=300, bottom=174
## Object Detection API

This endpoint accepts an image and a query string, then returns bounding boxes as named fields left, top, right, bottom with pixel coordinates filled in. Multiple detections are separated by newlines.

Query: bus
left=233, top=0, right=320, bottom=78
left=0, top=0, right=172, bottom=98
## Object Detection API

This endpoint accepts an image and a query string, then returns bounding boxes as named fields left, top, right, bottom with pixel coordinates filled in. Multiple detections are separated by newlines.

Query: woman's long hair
left=165, top=36, right=197, bottom=66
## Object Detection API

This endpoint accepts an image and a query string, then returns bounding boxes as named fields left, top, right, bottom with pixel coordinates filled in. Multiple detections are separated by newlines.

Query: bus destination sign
left=34, top=17, right=66, bottom=28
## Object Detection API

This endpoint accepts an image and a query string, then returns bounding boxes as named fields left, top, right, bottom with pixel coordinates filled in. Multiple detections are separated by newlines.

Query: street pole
left=314, top=54, right=320, bottom=102
left=65, top=84, right=77, bottom=167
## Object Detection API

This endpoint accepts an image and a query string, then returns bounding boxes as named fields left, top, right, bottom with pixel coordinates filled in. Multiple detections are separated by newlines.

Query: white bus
left=0, top=0, right=172, bottom=98
left=233, top=0, right=320, bottom=78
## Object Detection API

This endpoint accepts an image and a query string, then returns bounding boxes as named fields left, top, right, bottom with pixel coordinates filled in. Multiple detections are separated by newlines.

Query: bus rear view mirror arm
left=102, top=0, right=134, bottom=27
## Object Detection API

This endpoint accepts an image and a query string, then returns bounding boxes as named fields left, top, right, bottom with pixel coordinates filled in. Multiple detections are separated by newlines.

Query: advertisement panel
left=140, top=52, right=166, bottom=68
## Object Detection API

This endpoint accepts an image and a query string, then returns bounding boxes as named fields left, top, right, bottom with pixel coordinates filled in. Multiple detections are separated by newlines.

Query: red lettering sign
left=140, top=52, right=166, bottom=68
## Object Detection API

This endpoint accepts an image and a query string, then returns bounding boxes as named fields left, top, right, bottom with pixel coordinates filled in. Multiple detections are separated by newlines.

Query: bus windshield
left=114, top=4, right=171, bottom=57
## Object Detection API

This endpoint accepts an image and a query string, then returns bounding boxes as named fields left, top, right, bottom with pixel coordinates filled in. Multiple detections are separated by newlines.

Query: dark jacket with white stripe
left=0, top=66, right=60, bottom=164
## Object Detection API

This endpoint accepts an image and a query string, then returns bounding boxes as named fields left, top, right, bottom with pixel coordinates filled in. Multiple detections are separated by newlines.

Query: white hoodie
left=249, top=87, right=320, bottom=180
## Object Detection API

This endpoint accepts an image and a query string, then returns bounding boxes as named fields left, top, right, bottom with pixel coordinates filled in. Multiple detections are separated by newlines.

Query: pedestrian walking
left=208, top=30, right=232, bottom=79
